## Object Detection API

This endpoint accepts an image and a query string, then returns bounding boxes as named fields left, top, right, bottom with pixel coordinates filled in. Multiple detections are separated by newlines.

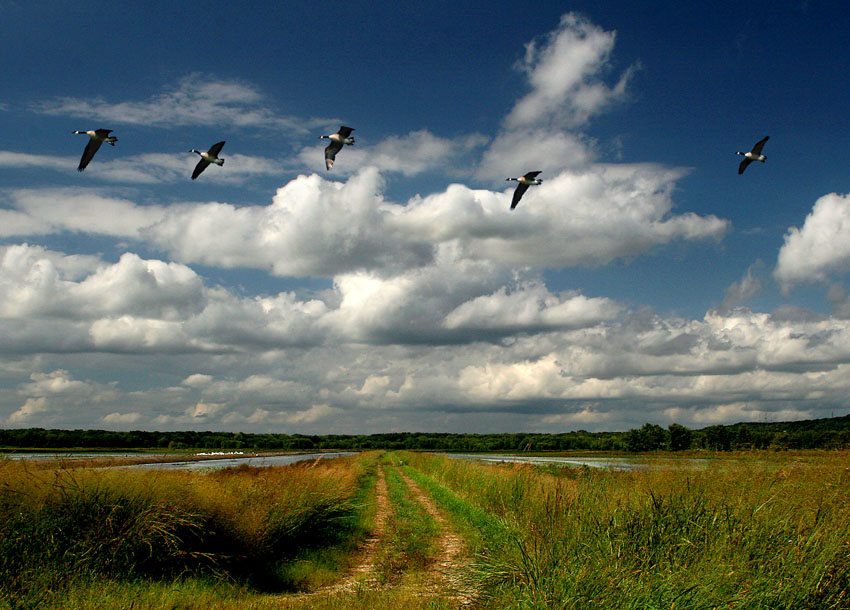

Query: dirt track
left=323, top=465, right=391, bottom=593
left=305, top=463, right=478, bottom=606
left=398, top=470, right=477, bottom=606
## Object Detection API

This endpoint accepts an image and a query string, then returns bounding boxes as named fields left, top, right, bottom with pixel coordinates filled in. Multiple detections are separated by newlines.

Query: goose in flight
left=320, top=125, right=355, bottom=170
left=736, top=136, right=769, bottom=175
left=73, top=129, right=117, bottom=171
left=506, top=171, right=543, bottom=209
left=189, top=141, right=225, bottom=180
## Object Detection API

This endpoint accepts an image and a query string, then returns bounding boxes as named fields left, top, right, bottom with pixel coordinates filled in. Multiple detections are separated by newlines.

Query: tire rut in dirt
left=314, top=464, right=391, bottom=594
left=397, top=469, right=479, bottom=606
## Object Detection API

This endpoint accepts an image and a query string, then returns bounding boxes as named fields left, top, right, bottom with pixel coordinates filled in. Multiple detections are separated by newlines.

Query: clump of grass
left=275, top=453, right=380, bottom=590
left=1, top=462, right=224, bottom=603
left=0, top=453, right=375, bottom=607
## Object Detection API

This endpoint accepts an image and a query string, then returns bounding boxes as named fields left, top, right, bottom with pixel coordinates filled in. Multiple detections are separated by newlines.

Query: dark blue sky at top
left=1, top=0, right=848, bottom=316
left=3, top=1, right=850, bottom=434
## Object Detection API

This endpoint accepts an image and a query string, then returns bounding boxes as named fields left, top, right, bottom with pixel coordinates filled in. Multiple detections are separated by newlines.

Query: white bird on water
left=73, top=129, right=117, bottom=171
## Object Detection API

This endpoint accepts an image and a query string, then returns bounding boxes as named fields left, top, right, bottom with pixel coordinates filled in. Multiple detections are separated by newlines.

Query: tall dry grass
left=0, top=454, right=371, bottom=607
left=403, top=451, right=850, bottom=609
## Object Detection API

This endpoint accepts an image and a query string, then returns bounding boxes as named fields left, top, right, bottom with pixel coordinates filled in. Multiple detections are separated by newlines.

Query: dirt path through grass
left=291, top=462, right=478, bottom=607
left=322, top=464, right=391, bottom=593
left=397, top=469, right=478, bottom=606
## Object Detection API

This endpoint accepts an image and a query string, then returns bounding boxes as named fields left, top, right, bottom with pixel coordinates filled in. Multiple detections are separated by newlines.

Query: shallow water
left=1, top=452, right=138, bottom=460
left=2, top=451, right=357, bottom=470
left=447, top=453, right=644, bottom=470
left=4, top=450, right=709, bottom=471
left=447, top=453, right=712, bottom=471
left=116, top=451, right=357, bottom=470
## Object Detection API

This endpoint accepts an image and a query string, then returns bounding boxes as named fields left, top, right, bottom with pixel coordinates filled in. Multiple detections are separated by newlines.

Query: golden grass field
left=2, top=450, right=848, bottom=609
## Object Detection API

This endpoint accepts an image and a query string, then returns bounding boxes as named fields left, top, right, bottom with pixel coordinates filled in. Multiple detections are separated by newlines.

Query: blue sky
left=2, top=1, right=850, bottom=434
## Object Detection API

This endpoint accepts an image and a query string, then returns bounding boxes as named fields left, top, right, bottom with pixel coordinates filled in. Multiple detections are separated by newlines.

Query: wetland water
left=4, top=451, right=710, bottom=471
left=145, top=451, right=354, bottom=470
left=2, top=452, right=135, bottom=460
left=447, top=453, right=712, bottom=470
left=115, top=451, right=357, bottom=470
left=2, top=451, right=356, bottom=470
left=447, top=453, right=644, bottom=470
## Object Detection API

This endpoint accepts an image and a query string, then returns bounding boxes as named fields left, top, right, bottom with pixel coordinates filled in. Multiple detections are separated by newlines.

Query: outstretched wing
left=738, top=158, right=753, bottom=175
left=192, top=158, right=210, bottom=180
left=523, top=170, right=542, bottom=179
left=78, top=138, right=103, bottom=171
left=337, top=125, right=354, bottom=138
left=207, top=141, right=226, bottom=156
left=510, top=183, right=530, bottom=209
left=750, top=136, right=769, bottom=156
left=325, top=141, right=343, bottom=170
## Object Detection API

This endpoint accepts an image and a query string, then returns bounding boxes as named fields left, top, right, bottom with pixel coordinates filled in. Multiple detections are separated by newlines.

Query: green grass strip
left=378, top=462, right=441, bottom=581
left=399, top=461, right=511, bottom=553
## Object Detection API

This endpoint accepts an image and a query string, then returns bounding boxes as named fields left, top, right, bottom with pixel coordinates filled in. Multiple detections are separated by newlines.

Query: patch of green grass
left=376, top=461, right=439, bottom=583
left=397, top=455, right=510, bottom=553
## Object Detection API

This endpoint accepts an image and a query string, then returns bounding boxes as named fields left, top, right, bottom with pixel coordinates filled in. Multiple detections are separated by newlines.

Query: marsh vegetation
left=2, top=451, right=848, bottom=609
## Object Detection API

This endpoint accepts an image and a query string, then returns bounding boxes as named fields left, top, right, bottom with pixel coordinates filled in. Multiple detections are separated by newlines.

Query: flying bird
left=189, top=141, right=226, bottom=180
left=736, top=136, right=769, bottom=175
left=73, top=129, right=117, bottom=171
left=506, top=171, right=543, bottom=209
left=319, top=125, right=355, bottom=170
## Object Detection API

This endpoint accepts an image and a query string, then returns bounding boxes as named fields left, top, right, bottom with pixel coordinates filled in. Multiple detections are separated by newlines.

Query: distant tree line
left=1, top=414, right=849, bottom=452
left=626, top=417, right=850, bottom=451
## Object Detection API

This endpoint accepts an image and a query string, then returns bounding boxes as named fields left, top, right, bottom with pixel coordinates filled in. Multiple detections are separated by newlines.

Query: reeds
left=4, top=451, right=848, bottom=609
left=0, top=454, right=372, bottom=607
left=401, top=451, right=850, bottom=609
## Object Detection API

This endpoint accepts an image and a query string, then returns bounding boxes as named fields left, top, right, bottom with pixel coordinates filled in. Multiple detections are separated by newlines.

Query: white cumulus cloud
left=476, top=13, right=637, bottom=180
left=506, top=13, right=634, bottom=131
left=775, top=193, right=850, bottom=289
